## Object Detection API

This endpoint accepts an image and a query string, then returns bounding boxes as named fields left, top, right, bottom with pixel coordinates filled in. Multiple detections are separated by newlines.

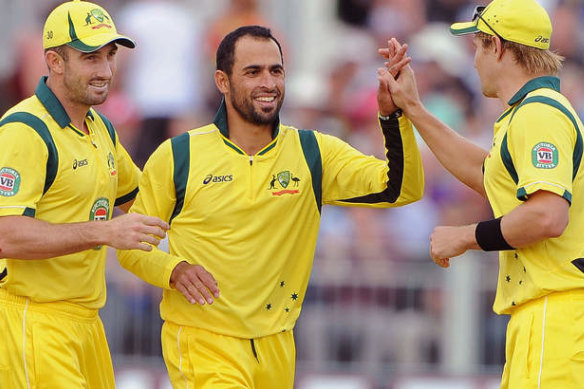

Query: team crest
left=85, top=9, right=112, bottom=27
left=277, top=171, right=291, bottom=188
left=90, top=198, right=110, bottom=221
left=0, top=167, right=21, bottom=197
left=107, top=152, right=117, bottom=176
left=268, top=170, right=301, bottom=196
left=532, top=142, right=558, bottom=169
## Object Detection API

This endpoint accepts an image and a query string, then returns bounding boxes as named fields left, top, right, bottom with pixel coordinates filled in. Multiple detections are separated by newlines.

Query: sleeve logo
left=0, top=167, right=21, bottom=196
left=531, top=142, right=558, bottom=169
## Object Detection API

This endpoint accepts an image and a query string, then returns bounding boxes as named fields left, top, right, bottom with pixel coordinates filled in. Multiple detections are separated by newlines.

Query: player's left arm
left=319, top=113, right=424, bottom=208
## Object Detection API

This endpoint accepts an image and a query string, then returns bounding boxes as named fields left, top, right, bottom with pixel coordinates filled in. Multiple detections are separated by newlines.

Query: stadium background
left=1, top=0, right=583, bottom=388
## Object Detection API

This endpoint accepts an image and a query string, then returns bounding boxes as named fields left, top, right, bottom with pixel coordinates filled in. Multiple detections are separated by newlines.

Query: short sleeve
left=508, top=103, right=576, bottom=202
left=0, top=123, right=48, bottom=216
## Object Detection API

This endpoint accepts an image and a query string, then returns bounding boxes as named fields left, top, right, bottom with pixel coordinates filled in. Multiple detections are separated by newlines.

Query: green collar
left=212, top=97, right=280, bottom=139
left=508, top=76, right=560, bottom=106
left=35, top=76, right=93, bottom=128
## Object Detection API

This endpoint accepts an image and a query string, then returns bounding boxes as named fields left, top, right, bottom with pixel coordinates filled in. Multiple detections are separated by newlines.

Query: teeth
left=256, top=96, right=275, bottom=102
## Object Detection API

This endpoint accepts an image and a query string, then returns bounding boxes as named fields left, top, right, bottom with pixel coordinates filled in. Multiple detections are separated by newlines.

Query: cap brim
left=68, top=34, right=136, bottom=53
left=450, top=21, right=480, bottom=36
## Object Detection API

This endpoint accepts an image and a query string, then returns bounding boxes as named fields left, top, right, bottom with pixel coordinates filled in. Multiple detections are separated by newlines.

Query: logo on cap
left=85, top=9, right=112, bottom=29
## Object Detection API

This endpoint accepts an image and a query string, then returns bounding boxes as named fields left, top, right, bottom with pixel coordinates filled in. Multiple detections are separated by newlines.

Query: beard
left=229, top=86, right=284, bottom=126
left=63, top=70, right=110, bottom=107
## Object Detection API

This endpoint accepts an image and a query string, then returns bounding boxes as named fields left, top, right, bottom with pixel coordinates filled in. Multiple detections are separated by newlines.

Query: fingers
left=171, top=264, right=220, bottom=305
left=433, top=257, right=451, bottom=268
left=141, top=215, right=170, bottom=231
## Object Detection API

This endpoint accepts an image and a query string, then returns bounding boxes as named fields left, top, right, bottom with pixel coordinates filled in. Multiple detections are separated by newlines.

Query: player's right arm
left=116, top=139, right=219, bottom=305
left=381, top=39, right=488, bottom=196
left=0, top=213, right=168, bottom=259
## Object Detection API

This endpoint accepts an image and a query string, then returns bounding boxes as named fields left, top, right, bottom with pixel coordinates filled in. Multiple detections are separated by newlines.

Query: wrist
left=378, top=109, right=402, bottom=121
left=475, top=217, right=515, bottom=251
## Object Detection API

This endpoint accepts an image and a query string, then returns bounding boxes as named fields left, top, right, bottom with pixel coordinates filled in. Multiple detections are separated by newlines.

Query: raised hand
left=170, top=261, right=220, bottom=305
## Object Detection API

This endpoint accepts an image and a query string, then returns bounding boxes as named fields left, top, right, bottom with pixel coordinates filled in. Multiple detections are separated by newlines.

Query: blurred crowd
left=2, top=0, right=583, bottom=381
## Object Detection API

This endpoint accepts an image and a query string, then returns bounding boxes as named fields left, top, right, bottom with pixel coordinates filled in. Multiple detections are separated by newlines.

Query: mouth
left=88, top=80, right=109, bottom=93
left=254, top=94, right=278, bottom=110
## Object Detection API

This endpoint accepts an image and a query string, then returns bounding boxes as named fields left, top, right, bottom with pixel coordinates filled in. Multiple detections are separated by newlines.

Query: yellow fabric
left=0, top=288, right=115, bottom=389
left=450, top=0, right=552, bottom=49
left=43, top=0, right=134, bottom=51
left=0, top=77, right=141, bottom=309
left=118, top=113, right=423, bottom=339
left=501, top=290, right=584, bottom=388
left=483, top=77, right=584, bottom=314
left=162, top=321, right=295, bottom=389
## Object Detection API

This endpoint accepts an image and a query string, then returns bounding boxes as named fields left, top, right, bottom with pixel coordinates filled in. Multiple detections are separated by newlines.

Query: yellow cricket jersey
left=118, top=101, right=424, bottom=338
left=0, top=77, right=140, bottom=309
left=483, top=76, right=584, bottom=314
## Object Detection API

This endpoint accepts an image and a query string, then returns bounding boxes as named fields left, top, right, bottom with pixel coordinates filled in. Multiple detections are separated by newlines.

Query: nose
left=259, top=70, right=276, bottom=89
left=97, top=57, right=114, bottom=79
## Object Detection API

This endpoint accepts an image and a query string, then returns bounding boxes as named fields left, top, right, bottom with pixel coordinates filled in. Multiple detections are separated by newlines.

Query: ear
left=45, top=50, right=65, bottom=75
left=214, top=70, right=230, bottom=95
left=494, top=36, right=505, bottom=61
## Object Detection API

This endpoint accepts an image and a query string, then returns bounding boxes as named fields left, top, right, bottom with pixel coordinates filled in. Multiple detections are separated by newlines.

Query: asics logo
left=203, top=174, right=233, bottom=184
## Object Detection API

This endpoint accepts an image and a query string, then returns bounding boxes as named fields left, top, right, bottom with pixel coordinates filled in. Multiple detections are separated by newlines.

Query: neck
left=45, top=76, right=90, bottom=133
left=226, top=110, right=275, bottom=156
left=494, top=60, right=547, bottom=108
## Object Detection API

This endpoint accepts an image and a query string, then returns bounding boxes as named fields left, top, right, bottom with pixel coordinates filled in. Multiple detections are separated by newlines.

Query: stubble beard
left=230, top=89, right=283, bottom=126
left=63, top=72, right=109, bottom=107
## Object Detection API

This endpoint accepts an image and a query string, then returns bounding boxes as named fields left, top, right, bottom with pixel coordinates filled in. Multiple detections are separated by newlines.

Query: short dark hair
left=216, top=25, right=283, bottom=75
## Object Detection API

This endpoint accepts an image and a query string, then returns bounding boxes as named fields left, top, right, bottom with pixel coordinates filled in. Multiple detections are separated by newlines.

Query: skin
left=0, top=42, right=169, bottom=259
left=168, top=35, right=411, bottom=304
left=379, top=37, right=569, bottom=267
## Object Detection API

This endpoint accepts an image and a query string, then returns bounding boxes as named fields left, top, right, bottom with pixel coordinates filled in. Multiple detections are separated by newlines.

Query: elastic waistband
left=513, top=288, right=584, bottom=315
left=0, top=288, right=98, bottom=321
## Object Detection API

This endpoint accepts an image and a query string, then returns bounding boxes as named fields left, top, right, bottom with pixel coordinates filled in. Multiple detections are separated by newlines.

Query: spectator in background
left=118, top=0, right=205, bottom=168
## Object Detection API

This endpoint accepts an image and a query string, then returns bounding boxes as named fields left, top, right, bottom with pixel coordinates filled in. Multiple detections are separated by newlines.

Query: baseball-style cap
left=43, top=0, right=135, bottom=53
left=450, top=0, right=552, bottom=49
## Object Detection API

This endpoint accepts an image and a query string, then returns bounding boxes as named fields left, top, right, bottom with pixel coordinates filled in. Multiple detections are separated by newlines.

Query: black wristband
left=475, top=217, right=515, bottom=251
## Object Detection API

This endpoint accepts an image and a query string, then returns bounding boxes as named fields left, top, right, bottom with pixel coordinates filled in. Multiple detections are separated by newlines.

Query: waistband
left=0, top=288, right=98, bottom=322
left=512, top=288, right=584, bottom=315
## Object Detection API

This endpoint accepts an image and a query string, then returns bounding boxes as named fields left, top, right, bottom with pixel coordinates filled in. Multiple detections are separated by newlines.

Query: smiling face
left=60, top=42, right=118, bottom=107
left=221, top=35, right=285, bottom=126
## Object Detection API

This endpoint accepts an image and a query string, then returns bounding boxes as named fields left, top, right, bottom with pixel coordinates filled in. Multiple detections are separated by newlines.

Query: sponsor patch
left=90, top=198, right=110, bottom=221
left=532, top=142, right=558, bottom=169
left=0, top=167, right=21, bottom=196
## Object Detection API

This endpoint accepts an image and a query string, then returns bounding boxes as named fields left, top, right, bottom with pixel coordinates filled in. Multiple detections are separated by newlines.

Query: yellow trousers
left=162, top=321, right=296, bottom=389
left=0, top=288, right=115, bottom=389
left=502, top=289, right=584, bottom=388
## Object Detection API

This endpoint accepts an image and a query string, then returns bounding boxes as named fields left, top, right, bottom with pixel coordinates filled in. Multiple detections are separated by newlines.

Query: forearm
left=0, top=216, right=109, bottom=259
left=407, top=103, right=488, bottom=196
left=117, top=247, right=185, bottom=290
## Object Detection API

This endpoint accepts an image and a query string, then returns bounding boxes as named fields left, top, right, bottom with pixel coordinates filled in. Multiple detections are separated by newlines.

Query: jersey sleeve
left=0, top=123, right=48, bottom=217
left=114, top=135, right=141, bottom=206
left=320, top=114, right=424, bottom=207
left=117, top=139, right=185, bottom=289
left=508, top=103, right=576, bottom=203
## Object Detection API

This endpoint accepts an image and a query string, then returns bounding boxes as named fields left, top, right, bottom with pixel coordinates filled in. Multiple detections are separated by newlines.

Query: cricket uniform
left=0, top=77, right=140, bottom=389
left=118, top=100, right=424, bottom=388
left=483, top=76, right=584, bottom=388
